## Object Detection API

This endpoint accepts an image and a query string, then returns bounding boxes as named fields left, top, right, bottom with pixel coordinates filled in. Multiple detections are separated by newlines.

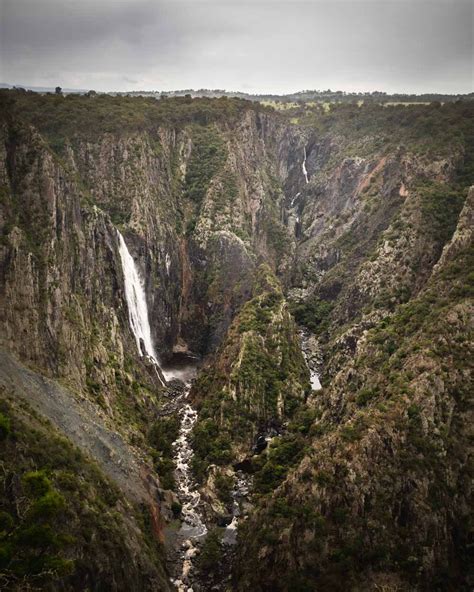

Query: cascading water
left=173, top=396, right=207, bottom=539
left=117, top=230, right=166, bottom=385
left=302, top=146, right=309, bottom=184
left=299, top=329, right=322, bottom=390
left=117, top=230, right=207, bottom=589
left=290, top=192, right=301, bottom=207
left=170, top=377, right=208, bottom=592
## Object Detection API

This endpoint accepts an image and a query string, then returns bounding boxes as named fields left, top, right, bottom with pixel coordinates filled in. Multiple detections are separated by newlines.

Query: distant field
left=261, top=99, right=436, bottom=111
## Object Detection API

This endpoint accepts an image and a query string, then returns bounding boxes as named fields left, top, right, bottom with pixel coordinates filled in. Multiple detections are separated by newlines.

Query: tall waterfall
left=117, top=230, right=165, bottom=384
left=302, top=146, right=309, bottom=184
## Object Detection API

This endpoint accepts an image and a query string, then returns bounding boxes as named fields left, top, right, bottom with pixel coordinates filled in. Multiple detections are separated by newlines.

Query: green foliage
left=28, top=490, right=66, bottom=520
left=148, top=417, right=179, bottom=489
left=238, top=290, right=283, bottom=334
left=356, top=387, right=378, bottom=407
left=290, top=296, right=334, bottom=334
left=2, top=465, right=70, bottom=583
left=192, top=419, right=233, bottom=481
left=0, top=90, right=266, bottom=149
left=214, top=473, right=233, bottom=504
left=184, top=125, right=227, bottom=204
left=0, top=412, right=11, bottom=440
left=290, top=100, right=474, bottom=159
left=418, top=181, right=465, bottom=251
left=340, top=424, right=361, bottom=442
left=0, top=398, right=166, bottom=591
left=191, top=267, right=309, bottom=482
left=253, top=434, right=305, bottom=494
left=22, top=470, right=52, bottom=498
left=197, top=528, right=222, bottom=573
left=148, top=416, right=179, bottom=458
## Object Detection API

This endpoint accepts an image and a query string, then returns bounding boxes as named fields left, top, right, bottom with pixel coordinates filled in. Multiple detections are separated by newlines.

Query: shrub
left=290, top=297, right=334, bottom=333
left=197, top=528, right=222, bottom=572
left=29, top=490, right=66, bottom=519
left=171, top=501, right=182, bottom=517
left=0, top=412, right=10, bottom=440
left=356, top=388, right=377, bottom=406
left=214, top=473, right=233, bottom=504
left=22, top=470, right=52, bottom=498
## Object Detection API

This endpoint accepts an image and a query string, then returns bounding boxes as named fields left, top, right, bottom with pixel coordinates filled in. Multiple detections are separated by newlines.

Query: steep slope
left=190, top=264, right=309, bottom=479
left=231, top=106, right=474, bottom=590
left=235, top=195, right=473, bottom=590
left=0, top=90, right=472, bottom=591
left=0, top=388, right=170, bottom=592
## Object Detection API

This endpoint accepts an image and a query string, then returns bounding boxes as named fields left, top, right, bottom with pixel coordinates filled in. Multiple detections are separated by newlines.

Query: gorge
left=0, top=90, right=472, bottom=592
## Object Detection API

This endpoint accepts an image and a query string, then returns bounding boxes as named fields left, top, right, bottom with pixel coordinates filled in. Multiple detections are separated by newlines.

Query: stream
left=116, top=230, right=312, bottom=590
left=160, top=358, right=207, bottom=592
left=116, top=231, right=208, bottom=590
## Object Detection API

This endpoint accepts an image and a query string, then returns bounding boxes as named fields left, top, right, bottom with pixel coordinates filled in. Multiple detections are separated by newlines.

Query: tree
left=55, top=86, right=62, bottom=95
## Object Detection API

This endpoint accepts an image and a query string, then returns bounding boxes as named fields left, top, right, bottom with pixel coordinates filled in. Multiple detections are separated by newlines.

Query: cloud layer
left=1, top=0, right=472, bottom=93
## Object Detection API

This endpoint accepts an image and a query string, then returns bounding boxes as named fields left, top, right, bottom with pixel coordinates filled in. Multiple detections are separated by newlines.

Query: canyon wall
left=0, top=91, right=472, bottom=591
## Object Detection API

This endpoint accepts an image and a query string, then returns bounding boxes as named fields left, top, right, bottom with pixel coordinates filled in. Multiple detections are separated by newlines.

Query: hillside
left=0, top=89, right=472, bottom=591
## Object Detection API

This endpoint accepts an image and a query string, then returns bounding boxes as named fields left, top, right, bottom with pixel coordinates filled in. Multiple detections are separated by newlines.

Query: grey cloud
left=0, top=0, right=472, bottom=93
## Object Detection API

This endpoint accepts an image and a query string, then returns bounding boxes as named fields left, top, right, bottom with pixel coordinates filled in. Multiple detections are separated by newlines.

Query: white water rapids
left=299, top=330, right=322, bottom=390
left=171, top=378, right=207, bottom=592
left=173, top=394, right=207, bottom=539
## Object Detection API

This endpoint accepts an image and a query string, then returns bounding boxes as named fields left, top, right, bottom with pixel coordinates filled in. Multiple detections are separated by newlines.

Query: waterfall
left=117, top=230, right=166, bottom=384
left=290, top=192, right=301, bottom=208
left=302, top=147, right=309, bottom=184
left=299, top=330, right=322, bottom=390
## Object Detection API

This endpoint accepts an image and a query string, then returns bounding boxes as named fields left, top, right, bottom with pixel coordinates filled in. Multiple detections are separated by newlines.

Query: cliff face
left=235, top=198, right=473, bottom=591
left=0, top=91, right=472, bottom=591
left=232, top=110, right=474, bottom=590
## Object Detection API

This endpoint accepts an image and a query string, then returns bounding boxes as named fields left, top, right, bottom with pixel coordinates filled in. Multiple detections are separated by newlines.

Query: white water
left=171, top=380, right=207, bottom=592
left=117, top=231, right=159, bottom=360
left=222, top=471, right=251, bottom=545
left=302, top=147, right=309, bottom=184
left=309, top=370, right=322, bottom=390
left=118, top=230, right=179, bottom=385
left=290, top=192, right=301, bottom=208
left=299, top=330, right=322, bottom=390
left=173, top=392, right=207, bottom=539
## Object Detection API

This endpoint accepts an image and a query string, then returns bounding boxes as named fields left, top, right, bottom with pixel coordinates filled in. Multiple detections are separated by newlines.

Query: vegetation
left=0, top=395, right=168, bottom=591
left=284, top=100, right=474, bottom=158
left=191, top=266, right=310, bottom=482
left=235, top=238, right=474, bottom=591
left=0, top=89, right=268, bottom=150
left=184, top=125, right=226, bottom=204
left=148, top=416, right=180, bottom=490
left=290, top=296, right=334, bottom=334
left=197, top=528, right=223, bottom=572
left=419, top=181, right=467, bottom=249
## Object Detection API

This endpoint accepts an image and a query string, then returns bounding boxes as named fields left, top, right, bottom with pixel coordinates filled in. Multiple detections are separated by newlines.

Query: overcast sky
left=1, top=0, right=472, bottom=94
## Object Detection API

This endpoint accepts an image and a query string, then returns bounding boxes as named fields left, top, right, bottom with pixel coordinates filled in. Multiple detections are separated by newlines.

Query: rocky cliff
left=0, top=90, right=472, bottom=591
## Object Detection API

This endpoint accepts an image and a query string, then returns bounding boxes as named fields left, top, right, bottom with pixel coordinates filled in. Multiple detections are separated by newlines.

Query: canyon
left=0, top=90, right=472, bottom=591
